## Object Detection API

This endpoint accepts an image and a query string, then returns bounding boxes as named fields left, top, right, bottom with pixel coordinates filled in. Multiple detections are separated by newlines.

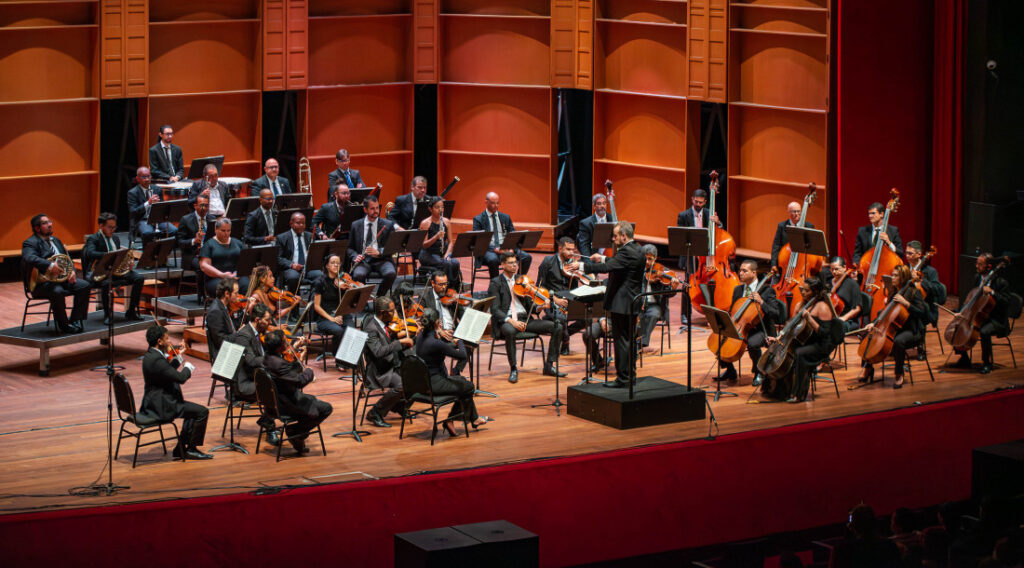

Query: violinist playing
left=249, top=264, right=301, bottom=321
left=537, top=237, right=590, bottom=354
left=312, top=254, right=357, bottom=368
left=417, top=270, right=472, bottom=376
left=418, top=196, right=462, bottom=291
left=857, top=265, right=928, bottom=389
left=261, top=329, right=332, bottom=456
left=360, top=296, right=410, bottom=428
left=769, top=277, right=843, bottom=402
left=638, top=245, right=680, bottom=355
left=951, top=253, right=1011, bottom=375
left=905, top=241, right=946, bottom=359
left=717, top=259, right=785, bottom=386
left=827, top=257, right=863, bottom=333
left=206, top=277, right=256, bottom=363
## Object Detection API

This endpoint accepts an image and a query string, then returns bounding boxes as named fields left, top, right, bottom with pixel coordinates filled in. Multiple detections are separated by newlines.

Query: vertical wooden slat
left=551, top=0, right=575, bottom=87
left=100, top=0, right=123, bottom=98
left=124, top=0, right=147, bottom=97
left=575, top=0, right=592, bottom=89
left=286, top=0, right=307, bottom=89
left=687, top=0, right=709, bottom=100
left=263, top=0, right=286, bottom=90
left=413, top=0, right=438, bottom=83
left=706, top=0, right=727, bottom=102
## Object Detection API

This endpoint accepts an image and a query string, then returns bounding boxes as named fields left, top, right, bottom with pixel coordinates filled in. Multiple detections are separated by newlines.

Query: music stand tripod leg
left=470, top=350, right=498, bottom=398
left=211, top=388, right=249, bottom=454
left=333, top=365, right=372, bottom=442
left=530, top=356, right=563, bottom=416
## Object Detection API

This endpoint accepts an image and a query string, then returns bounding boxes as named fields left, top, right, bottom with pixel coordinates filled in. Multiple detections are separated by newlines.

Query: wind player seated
left=250, top=157, right=292, bottom=196
left=417, top=270, right=472, bottom=376
left=127, top=166, right=177, bottom=245
left=177, top=196, right=210, bottom=277
left=487, top=252, right=565, bottom=384
left=198, top=218, right=248, bottom=299
left=83, top=212, right=144, bottom=325
left=326, top=148, right=364, bottom=201
left=389, top=175, right=428, bottom=230
left=243, top=189, right=278, bottom=246
left=826, top=257, right=863, bottom=333
left=347, top=195, right=397, bottom=295
left=418, top=196, right=461, bottom=290
left=415, top=308, right=491, bottom=437
left=187, top=163, right=231, bottom=220
left=951, top=253, right=1011, bottom=375
left=472, top=192, right=532, bottom=279
left=261, top=329, right=332, bottom=456
left=275, top=211, right=319, bottom=293
left=361, top=296, right=411, bottom=428
left=857, top=265, right=927, bottom=389
left=717, top=260, right=785, bottom=386
left=21, top=213, right=91, bottom=334
left=537, top=237, right=589, bottom=355
left=311, top=185, right=351, bottom=240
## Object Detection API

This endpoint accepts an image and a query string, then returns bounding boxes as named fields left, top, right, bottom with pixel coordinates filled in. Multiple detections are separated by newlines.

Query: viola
left=857, top=278, right=918, bottom=364
left=513, top=275, right=551, bottom=306
left=774, top=183, right=825, bottom=316
left=440, top=288, right=474, bottom=307
left=944, top=257, right=1010, bottom=352
left=646, top=262, right=684, bottom=289
left=708, top=267, right=777, bottom=362
left=859, top=188, right=905, bottom=320
left=910, top=245, right=938, bottom=300
left=687, top=171, right=740, bottom=311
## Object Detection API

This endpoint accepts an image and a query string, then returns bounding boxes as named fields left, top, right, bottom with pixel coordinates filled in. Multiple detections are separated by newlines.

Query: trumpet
left=298, top=157, right=312, bottom=194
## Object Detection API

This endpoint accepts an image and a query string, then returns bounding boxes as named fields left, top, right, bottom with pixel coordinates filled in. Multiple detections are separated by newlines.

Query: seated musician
left=176, top=195, right=210, bottom=273
left=313, top=255, right=355, bottom=368
left=206, top=277, right=252, bottom=361
left=853, top=202, right=903, bottom=265
left=226, top=303, right=277, bottom=443
left=199, top=218, right=248, bottom=298
left=127, top=166, right=177, bottom=244
left=487, top=252, right=565, bottom=384
left=261, top=329, right=332, bottom=455
left=347, top=195, right=397, bottom=295
left=248, top=265, right=300, bottom=321
left=148, top=124, right=184, bottom=182
left=21, top=213, right=91, bottom=334
left=770, top=277, right=842, bottom=402
left=952, top=253, right=1011, bottom=375
left=472, top=192, right=532, bottom=279
left=418, top=270, right=471, bottom=376
left=244, top=189, right=278, bottom=246
left=415, top=308, right=491, bottom=437
left=858, top=265, right=928, bottom=389
left=827, top=257, right=863, bottom=333
left=390, top=175, right=428, bottom=230
left=327, top=148, right=364, bottom=202
left=250, top=158, right=292, bottom=196
left=676, top=188, right=721, bottom=325
left=275, top=211, right=319, bottom=293
left=538, top=237, right=589, bottom=355
left=311, top=185, right=351, bottom=240
left=576, top=192, right=611, bottom=257
left=362, top=296, right=410, bottom=428
left=638, top=245, right=679, bottom=355
left=140, top=324, right=211, bottom=460
left=770, top=201, right=815, bottom=269
left=418, top=196, right=461, bottom=290
left=717, top=260, right=784, bottom=385
left=187, top=164, right=231, bottom=219
left=83, top=212, right=144, bottom=325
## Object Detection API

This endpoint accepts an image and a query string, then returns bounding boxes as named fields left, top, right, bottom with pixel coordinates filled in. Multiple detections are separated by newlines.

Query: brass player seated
left=21, top=213, right=91, bottom=334
left=83, top=212, right=144, bottom=325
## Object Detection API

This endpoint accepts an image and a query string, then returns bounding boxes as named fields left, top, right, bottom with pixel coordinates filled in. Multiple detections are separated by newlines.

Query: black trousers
left=282, top=398, right=333, bottom=442
left=956, top=321, right=1007, bottom=364
left=480, top=249, right=531, bottom=279
left=584, top=319, right=608, bottom=366
left=429, top=374, right=478, bottom=422
left=419, top=251, right=462, bottom=289
left=352, top=258, right=396, bottom=296
left=609, top=311, right=636, bottom=384
left=92, top=270, right=144, bottom=316
left=136, top=221, right=177, bottom=245
left=499, top=316, right=562, bottom=369
left=638, top=303, right=663, bottom=347
left=317, top=316, right=353, bottom=359
left=721, top=329, right=769, bottom=376
left=176, top=401, right=209, bottom=449
left=370, top=369, right=404, bottom=417
left=33, top=279, right=91, bottom=328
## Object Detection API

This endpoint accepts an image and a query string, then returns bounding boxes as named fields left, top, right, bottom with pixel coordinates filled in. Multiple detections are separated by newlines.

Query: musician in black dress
left=82, top=212, right=144, bottom=325
left=21, top=214, right=91, bottom=334
left=199, top=218, right=248, bottom=298
left=859, top=265, right=928, bottom=388
left=418, top=196, right=461, bottom=290
left=417, top=270, right=471, bottom=376
left=852, top=202, right=903, bottom=265
left=952, top=253, right=1011, bottom=375
left=262, top=330, right=332, bottom=455
left=414, top=308, right=491, bottom=437
left=717, top=260, right=784, bottom=386
left=827, top=257, right=863, bottom=333
left=312, top=254, right=354, bottom=367
left=771, top=276, right=843, bottom=402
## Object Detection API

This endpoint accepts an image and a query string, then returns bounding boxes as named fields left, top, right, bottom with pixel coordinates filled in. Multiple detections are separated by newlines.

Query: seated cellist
left=857, top=265, right=928, bottom=389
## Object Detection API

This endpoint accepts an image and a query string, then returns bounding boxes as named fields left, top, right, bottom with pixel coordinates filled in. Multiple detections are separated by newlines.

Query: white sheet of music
left=336, top=327, right=368, bottom=366
left=211, top=341, right=245, bottom=380
left=571, top=284, right=606, bottom=297
left=454, top=308, right=490, bottom=344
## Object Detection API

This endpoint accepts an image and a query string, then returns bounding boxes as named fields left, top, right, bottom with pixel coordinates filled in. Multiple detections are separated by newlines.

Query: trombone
left=298, top=157, right=312, bottom=194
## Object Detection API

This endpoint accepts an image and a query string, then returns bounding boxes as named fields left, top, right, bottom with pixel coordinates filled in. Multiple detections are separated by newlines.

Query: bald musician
left=250, top=158, right=292, bottom=196
left=770, top=201, right=816, bottom=269
left=127, top=166, right=177, bottom=244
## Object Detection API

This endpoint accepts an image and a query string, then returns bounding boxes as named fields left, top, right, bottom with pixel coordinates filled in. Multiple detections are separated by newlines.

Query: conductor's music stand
left=453, top=231, right=493, bottom=291
left=332, top=285, right=376, bottom=443
left=701, top=304, right=741, bottom=402
left=668, top=226, right=710, bottom=392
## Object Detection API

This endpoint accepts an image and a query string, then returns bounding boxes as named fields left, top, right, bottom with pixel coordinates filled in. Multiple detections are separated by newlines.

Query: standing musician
left=177, top=195, right=210, bottom=273
left=347, top=195, right=397, bottom=295
left=857, top=265, right=928, bottom=389
left=827, top=257, right=863, bottom=333
left=22, top=214, right=91, bottom=334
left=275, top=211, right=318, bottom=292
left=576, top=193, right=611, bottom=257
left=362, top=296, right=411, bottom=428
left=853, top=202, right=904, bottom=265
left=715, top=260, right=784, bottom=385
left=140, top=325, right=211, bottom=460
left=538, top=237, right=588, bottom=355
left=389, top=175, right=428, bottom=230
left=418, top=196, right=461, bottom=290
left=250, top=158, right=292, bottom=196
left=488, top=252, right=566, bottom=384
left=198, top=218, right=247, bottom=298
left=638, top=245, right=679, bottom=355
left=227, top=303, right=277, bottom=443
left=313, top=254, right=356, bottom=367
left=770, top=201, right=816, bottom=269
left=327, top=148, right=364, bottom=201
left=206, top=277, right=251, bottom=362
left=951, top=253, right=1011, bottom=375
left=770, top=277, right=842, bottom=402
left=243, top=189, right=278, bottom=246
left=262, top=329, right=331, bottom=456
left=676, top=188, right=722, bottom=325
left=311, top=185, right=352, bottom=240
left=187, top=163, right=230, bottom=219
left=148, top=124, right=184, bottom=182
left=248, top=265, right=300, bottom=321
left=83, top=212, right=144, bottom=325
left=127, top=166, right=177, bottom=244
left=417, top=270, right=471, bottom=376
left=472, top=192, right=532, bottom=279
left=415, top=308, right=491, bottom=437
left=567, top=221, right=645, bottom=389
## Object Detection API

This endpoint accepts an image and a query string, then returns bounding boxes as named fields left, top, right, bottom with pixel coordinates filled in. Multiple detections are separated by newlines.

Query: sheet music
left=454, top=308, right=490, bottom=344
left=211, top=341, right=245, bottom=379
left=571, top=284, right=606, bottom=297
left=336, top=327, right=368, bottom=366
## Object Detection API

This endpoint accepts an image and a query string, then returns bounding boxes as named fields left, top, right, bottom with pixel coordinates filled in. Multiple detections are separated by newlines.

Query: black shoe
left=543, top=364, right=566, bottom=378
left=451, top=361, right=467, bottom=376
left=185, top=447, right=213, bottom=460
left=916, top=349, right=927, bottom=361
left=367, top=410, right=391, bottom=428
left=588, top=359, right=606, bottom=373
left=980, top=364, right=993, bottom=375
left=291, top=439, right=310, bottom=454
left=266, top=431, right=282, bottom=446
left=953, top=354, right=972, bottom=368
left=471, top=416, right=493, bottom=429
left=124, top=310, right=143, bottom=322
left=560, top=342, right=570, bottom=356
left=603, top=379, right=629, bottom=389
left=55, top=322, right=75, bottom=335
left=752, top=375, right=763, bottom=387
left=507, top=369, right=518, bottom=384
left=893, top=376, right=904, bottom=389
left=718, top=368, right=738, bottom=382
left=858, top=365, right=875, bottom=383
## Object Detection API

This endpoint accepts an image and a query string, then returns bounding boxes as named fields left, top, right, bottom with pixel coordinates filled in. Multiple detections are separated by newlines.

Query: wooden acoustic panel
left=439, top=85, right=551, bottom=155
left=440, top=153, right=553, bottom=225
left=732, top=7, right=826, bottom=35
left=444, top=0, right=550, bottom=16
left=149, top=0, right=258, bottom=22
left=308, top=15, right=411, bottom=86
left=413, top=0, right=439, bottom=83
left=101, top=0, right=148, bottom=99
left=595, top=20, right=686, bottom=96
left=727, top=177, right=827, bottom=255
left=440, top=15, right=550, bottom=85
left=148, top=92, right=260, bottom=167
left=0, top=2, right=94, bottom=27
left=593, top=161, right=686, bottom=242
left=594, top=91, right=685, bottom=169
left=0, top=174, right=97, bottom=251
left=149, top=21, right=259, bottom=95
left=306, top=84, right=413, bottom=158
left=731, top=33, right=827, bottom=109
left=551, top=0, right=576, bottom=87
left=0, top=101, right=97, bottom=177
left=729, top=105, right=825, bottom=184
left=687, top=0, right=728, bottom=102
left=596, top=0, right=684, bottom=23
left=0, top=28, right=96, bottom=102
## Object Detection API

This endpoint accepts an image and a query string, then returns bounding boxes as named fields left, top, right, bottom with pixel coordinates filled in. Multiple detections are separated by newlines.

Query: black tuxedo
left=243, top=206, right=277, bottom=246
left=311, top=201, right=345, bottom=239
left=852, top=224, right=903, bottom=266
left=676, top=207, right=719, bottom=320
left=719, top=280, right=786, bottom=377
left=275, top=229, right=320, bottom=291
left=21, top=233, right=90, bottom=330
left=582, top=241, right=646, bottom=384
left=537, top=254, right=571, bottom=293
left=148, top=143, right=184, bottom=181
left=83, top=231, right=143, bottom=318
left=327, top=167, right=364, bottom=201
left=471, top=210, right=532, bottom=278
left=388, top=193, right=419, bottom=230
left=347, top=216, right=396, bottom=294
left=227, top=323, right=265, bottom=400
left=204, top=298, right=237, bottom=361
left=956, top=273, right=1012, bottom=365
left=263, top=355, right=332, bottom=442
left=362, top=316, right=405, bottom=417
left=576, top=213, right=612, bottom=257
left=917, top=265, right=946, bottom=325
left=487, top=273, right=563, bottom=369
left=770, top=220, right=816, bottom=268
left=250, top=175, right=292, bottom=196
left=139, top=348, right=208, bottom=449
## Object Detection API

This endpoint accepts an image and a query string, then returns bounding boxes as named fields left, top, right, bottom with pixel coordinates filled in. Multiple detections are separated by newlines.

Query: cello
left=944, top=257, right=1010, bottom=352
left=687, top=171, right=740, bottom=311
left=774, top=183, right=825, bottom=316
left=859, top=189, right=904, bottom=320
left=857, top=269, right=917, bottom=365
left=707, top=267, right=778, bottom=363
left=757, top=297, right=817, bottom=395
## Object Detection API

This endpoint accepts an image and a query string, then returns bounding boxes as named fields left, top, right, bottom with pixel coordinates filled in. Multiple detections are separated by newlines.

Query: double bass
left=774, top=183, right=825, bottom=316
left=944, top=257, right=1010, bottom=352
left=687, top=171, right=740, bottom=310
left=859, top=189, right=904, bottom=320
left=707, top=267, right=778, bottom=363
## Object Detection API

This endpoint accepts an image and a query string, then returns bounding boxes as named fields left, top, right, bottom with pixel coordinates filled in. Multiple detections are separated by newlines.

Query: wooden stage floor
left=0, top=273, right=1021, bottom=516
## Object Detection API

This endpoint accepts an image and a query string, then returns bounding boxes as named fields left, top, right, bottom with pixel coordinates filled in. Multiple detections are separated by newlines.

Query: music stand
left=136, top=237, right=176, bottom=305
left=591, top=222, right=635, bottom=251
left=568, top=291, right=606, bottom=384
left=236, top=245, right=280, bottom=278
left=701, top=304, right=741, bottom=401
left=348, top=188, right=372, bottom=204
left=412, top=200, right=456, bottom=228
left=306, top=239, right=343, bottom=274
left=554, top=215, right=581, bottom=241
left=452, top=230, right=493, bottom=291
left=381, top=229, right=426, bottom=257
left=784, top=226, right=830, bottom=270
left=149, top=199, right=189, bottom=239
left=225, top=196, right=259, bottom=219
left=332, top=285, right=376, bottom=442
left=230, top=220, right=246, bottom=241
left=503, top=230, right=542, bottom=275
left=186, top=155, right=224, bottom=179
left=276, top=193, right=312, bottom=209
left=668, top=226, right=710, bottom=392
left=275, top=207, right=314, bottom=236
left=340, top=204, right=366, bottom=234
left=461, top=297, right=496, bottom=397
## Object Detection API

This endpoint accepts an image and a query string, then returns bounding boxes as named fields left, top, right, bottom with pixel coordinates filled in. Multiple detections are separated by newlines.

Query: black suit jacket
left=853, top=224, right=903, bottom=266
left=582, top=240, right=646, bottom=315
left=244, top=206, right=277, bottom=246
left=677, top=207, right=713, bottom=229
left=227, top=324, right=264, bottom=396
left=138, top=348, right=191, bottom=422
left=389, top=193, right=418, bottom=230
left=149, top=143, right=184, bottom=181
left=311, top=201, right=343, bottom=238
left=250, top=175, right=292, bottom=195
left=187, top=180, right=231, bottom=207
left=327, top=168, right=363, bottom=201
left=263, top=354, right=317, bottom=416
left=21, top=234, right=70, bottom=275
left=363, top=317, right=403, bottom=388
left=472, top=210, right=514, bottom=248
left=275, top=230, right=313, bottom=272
left=962, top=273, right=1012, bottom=332
left=415, top=331, right=467, bottom=381
left=576, top=214, right=612, bottom=257
left=176, top=212, right=206, bottom=257
left=347, top=217, right=394, bottom=263
left=82, top=232, right=124, bottom=277
left=417, top=289, right=465, bottom=327
left=127, top=184, right=162, bottom=233
left=537, top=254, right=571, bottom=293
left=488, top=273, right=546, bottom=329
left=917, top=265, right=945, bottom=324
left=731, top=279, right=786, bottom=334
left=770, top=220, right=816, bottom=268
left=205, top=298, right=237, bottom=361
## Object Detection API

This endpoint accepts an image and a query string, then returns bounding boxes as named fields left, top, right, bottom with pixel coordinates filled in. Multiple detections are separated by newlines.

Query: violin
left=910, top=245, right=938, bottom=300
left=646, top=262, right=684, bottom=289
left=859, top=189, right=905, bottom=320
left=513, top=275, right=551, bottom=306
left=687, top=171, right=740, bottom=311
left=267, top=286, right=303, bottom=306
left=708, top=267, right=778, bottom=362
left=388, top=317, right=419, bottom=336
left=828, top=266, right=857, bottom=314
left=944, top=257, right=1010, bottom=352
left=440, top=288, right=474, bottom=307
left=166, top=344, right=185, bottom=366
left=562, top=253, right=595, bottom=285
left=334, top=272, right=359, bottom=290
